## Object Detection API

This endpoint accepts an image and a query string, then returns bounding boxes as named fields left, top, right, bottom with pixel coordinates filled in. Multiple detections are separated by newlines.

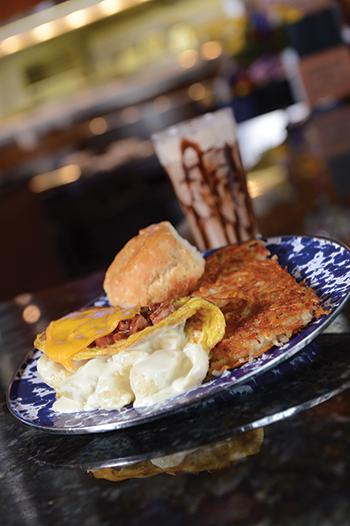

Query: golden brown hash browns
left=193, top=240, right=327, bottom=373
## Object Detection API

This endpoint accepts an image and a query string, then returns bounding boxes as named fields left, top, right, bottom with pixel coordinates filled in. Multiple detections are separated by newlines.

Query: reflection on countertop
left=91, top=429, right=264, bottom=482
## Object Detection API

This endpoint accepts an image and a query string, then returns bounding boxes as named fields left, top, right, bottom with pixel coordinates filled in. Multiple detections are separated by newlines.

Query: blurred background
left=1, top=0, right=350, bottom=301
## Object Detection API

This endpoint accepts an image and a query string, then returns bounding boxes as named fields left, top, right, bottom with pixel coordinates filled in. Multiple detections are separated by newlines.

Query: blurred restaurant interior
left=1, top=0, right=350, bottom=301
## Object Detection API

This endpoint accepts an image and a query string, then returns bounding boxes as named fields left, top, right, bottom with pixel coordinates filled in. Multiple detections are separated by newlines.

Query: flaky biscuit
left=103, top=221, right=205, bottom=307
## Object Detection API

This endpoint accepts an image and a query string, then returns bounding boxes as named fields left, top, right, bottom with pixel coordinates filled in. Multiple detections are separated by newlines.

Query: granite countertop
left=1, top=274, right=350, bottom=526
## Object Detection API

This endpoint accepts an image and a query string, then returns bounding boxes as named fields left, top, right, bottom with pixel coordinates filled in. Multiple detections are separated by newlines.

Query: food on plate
left=35, top=297, right=225, bottom=412
left=193, top=239, right=327, bottom=373
left=103, top=221, right=205, bottom=307
left=33, top=219, right=328, bottom=414
left=91, top=428, right=264, bottom=481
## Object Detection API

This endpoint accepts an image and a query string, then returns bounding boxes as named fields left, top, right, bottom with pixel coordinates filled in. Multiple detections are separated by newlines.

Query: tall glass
left=152, top=107, right=259, bottom=251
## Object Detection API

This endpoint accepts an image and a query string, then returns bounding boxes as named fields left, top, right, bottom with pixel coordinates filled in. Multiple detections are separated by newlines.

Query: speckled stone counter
left=2, top=385, right=350, bottom=525
left=1, top=276, right=350, bottom=526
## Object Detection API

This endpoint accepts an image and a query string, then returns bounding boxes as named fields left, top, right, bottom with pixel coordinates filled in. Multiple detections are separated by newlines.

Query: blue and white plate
left=7, top=235, right=350, bottom=434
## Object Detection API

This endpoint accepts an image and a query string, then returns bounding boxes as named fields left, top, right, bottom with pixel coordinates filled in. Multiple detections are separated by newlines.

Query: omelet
left=35, top=297, right=225, bottom=412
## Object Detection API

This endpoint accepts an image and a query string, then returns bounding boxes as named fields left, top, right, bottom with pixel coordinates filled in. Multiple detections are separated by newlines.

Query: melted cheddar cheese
left=34, top=297, right=226, bottom=411
left=36, top=306, right=139, bottom=371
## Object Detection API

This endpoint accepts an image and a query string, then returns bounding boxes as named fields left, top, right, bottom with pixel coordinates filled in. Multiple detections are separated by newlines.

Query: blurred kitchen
left=1, top=0, right=350, bottom=301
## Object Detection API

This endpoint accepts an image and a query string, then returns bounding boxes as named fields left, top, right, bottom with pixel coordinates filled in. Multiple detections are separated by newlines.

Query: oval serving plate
left=7, top=235, right=350, bottom=434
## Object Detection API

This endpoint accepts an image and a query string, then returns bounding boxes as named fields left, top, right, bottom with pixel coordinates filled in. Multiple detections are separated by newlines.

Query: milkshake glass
left=152, top=107, right=259, bottom=251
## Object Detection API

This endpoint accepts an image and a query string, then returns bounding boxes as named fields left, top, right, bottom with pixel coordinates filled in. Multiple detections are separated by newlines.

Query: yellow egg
left=34, top=306, right=139, bottom=371
left=34, top=298, right=225, bottom=372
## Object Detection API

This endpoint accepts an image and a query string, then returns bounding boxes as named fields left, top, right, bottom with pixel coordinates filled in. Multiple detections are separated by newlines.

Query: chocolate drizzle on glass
left=172, top=137, right=258, bottom=251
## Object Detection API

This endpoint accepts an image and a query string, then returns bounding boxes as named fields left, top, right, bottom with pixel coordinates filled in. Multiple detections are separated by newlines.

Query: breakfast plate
left=7, top=235, right=350, bottom=434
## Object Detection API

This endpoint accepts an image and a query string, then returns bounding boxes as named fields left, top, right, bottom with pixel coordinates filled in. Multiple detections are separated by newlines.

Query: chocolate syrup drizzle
left=176, top=138, right=258, bottom=250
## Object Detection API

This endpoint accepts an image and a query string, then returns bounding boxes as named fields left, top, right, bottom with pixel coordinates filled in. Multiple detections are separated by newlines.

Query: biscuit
left=103, top=221, right=205, bottom=307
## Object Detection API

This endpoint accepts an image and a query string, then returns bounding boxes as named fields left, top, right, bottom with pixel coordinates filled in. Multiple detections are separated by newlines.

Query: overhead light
left=28, top=164, right=82, bottom=193
left=201, top=41, right=223, bottom=60
left=65, top=9, right=90, bottom=29
left=99, top=0, right=122, bottom=15
left=0, top=0, right=154, bottom=56
left=0, top=34, right=22, bottom=55
left=89, top=117, right=108, bottom=134
left=177, top=49, right=198, bottom=69
left=23, top=304, right=41, bottom=324
left=31, top=22, right=57, bottom=42
left=188, top=83, right=206, bottom=101
left=14, top=293, right=32, bottom=306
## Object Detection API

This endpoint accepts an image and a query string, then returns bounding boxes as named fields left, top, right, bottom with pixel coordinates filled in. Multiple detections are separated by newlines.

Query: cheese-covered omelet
left=35, top=297, right=225, bottom=412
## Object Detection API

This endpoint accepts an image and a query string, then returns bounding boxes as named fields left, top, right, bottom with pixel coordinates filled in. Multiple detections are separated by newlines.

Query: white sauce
left=37, top=322, right=209, bottom=413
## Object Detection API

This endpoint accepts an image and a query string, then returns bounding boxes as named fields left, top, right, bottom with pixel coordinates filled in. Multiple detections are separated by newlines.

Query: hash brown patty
left=193, top=240, right=326, bottom=373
